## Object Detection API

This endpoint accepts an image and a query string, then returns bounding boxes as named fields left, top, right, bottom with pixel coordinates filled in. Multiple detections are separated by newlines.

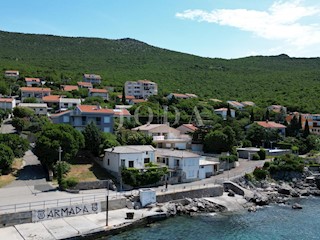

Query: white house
left=176, top=124, right=198, bottom=134
left=132, top=124, right=192, bottom=150
left=125, top=80, right=158, bottom=99
left=18, top=103, right=48, bottom=115
left=227, top=101, right=244, bottom=110
left=83, top=74, right=102, bottom=84
left=0, top=98, right=16, bottom=111
left=214, top=108, right=236, bottom=120
left=25, top=78, right=41, bottom=87
left=20, top=87, right=51, bottom=101
left=103, top=145, right=156, bottom=177
left=5, top=70, right=19, bottom=79
left=156, top=148, right=200, bottom=183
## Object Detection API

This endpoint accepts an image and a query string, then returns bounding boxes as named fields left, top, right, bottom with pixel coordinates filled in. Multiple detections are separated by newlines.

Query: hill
left=1, top=30, right=320, bottom=112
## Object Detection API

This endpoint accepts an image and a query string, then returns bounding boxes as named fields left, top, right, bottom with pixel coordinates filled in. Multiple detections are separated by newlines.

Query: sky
left=1, top=0, right=320, bottom=59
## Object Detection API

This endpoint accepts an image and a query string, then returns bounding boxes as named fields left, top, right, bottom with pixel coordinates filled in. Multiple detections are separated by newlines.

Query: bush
left=121, top=167, right=168, bottom=187
left=64, top=177, right=79, bottom=189
left=242, top=139, right=252, bottom=147
left=219, top=155, right=238, bottom=163
left=263, top=161, right=270, bottom=169
left=258, top=148, right=266, bottom=160
left=253, top=167, right=268, bottom=180
left=251, top=153, right=260, bottom=160
left=244, top=173, right=254, bottom=182
left=0, top=144, right=14, bottom=174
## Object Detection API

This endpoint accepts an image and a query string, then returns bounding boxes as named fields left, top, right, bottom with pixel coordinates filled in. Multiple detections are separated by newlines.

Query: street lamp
left=227, top=152, right=230, bottom=180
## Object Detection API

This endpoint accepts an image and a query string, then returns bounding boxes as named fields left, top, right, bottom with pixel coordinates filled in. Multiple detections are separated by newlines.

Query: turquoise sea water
left=109, top=197, right=320, bottom=240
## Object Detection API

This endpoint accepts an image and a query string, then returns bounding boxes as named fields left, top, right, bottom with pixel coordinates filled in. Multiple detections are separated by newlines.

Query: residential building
left=268, top=105, right=287, bottom=114
left=25, top=78, right=41, bottom=87
left=88, top=88, right=108, bottom=100
left=167, top=93, right=197, bottom=100
left=83, top=74, right=102, bottom=84
left=176, top=124, right=198, bottom=134
left=20, top=87, right=51, bottom=101
left=77, top=82, right=93, bottom=89
left=50, top=104, right=114, bottom=133
left=103, top=145, right=156, bottom=177
left=248, top=121, right=287, bottom=136
left=129, top=99, right=146, bottom=105
left=241, top=101, right=255, bottom=107
left=112, top=109, right=131, bottom=120
left=132, top=124, right=192, bottom=150
left=125, top=80, right=158, bottom=99
left=5, top=70, right=19, bottom=78
left=18, top=103, right=48, bottom=115
left=59, top=98, right=82, bottom=110
left=0, top=98, right=16, bottom=111
left=214, top=108, right=236, bottom=120
left=227, top=101, right=244, bottom=110
left=199, top=158, right=220, bottom=178
left=61, top=85, right=79, bottom=92
left=156, top=148, right=200, bottom=183
left=42, top=95, right=61, bottom=108
left=286, top=113, right=320, bottom=135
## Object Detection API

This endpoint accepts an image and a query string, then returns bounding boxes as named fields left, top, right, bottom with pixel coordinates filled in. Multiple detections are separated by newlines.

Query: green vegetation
left=1, top=31, right=320, bottom=112
left=121, top=166, right=168, bottom=187
left=219, top=155, right=238, bottom=163
left=0, top=143, right=14, bottom=174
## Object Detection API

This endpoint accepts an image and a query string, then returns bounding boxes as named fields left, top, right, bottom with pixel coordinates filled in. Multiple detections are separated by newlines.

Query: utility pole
left=106, top=195, right=109, bottom=226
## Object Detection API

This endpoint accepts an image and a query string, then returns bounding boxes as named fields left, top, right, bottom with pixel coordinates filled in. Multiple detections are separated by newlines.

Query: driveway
left=0, top=119, right=15, bottom=134
left=5, top=150, right=48, bottom=189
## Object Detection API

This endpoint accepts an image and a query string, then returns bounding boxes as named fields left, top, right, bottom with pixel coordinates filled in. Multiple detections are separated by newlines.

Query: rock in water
left=248, top=206, right=257, bottom=212
left=228, top=190, right=235, bottom=197
left=292, top=203, right=303, bottom=210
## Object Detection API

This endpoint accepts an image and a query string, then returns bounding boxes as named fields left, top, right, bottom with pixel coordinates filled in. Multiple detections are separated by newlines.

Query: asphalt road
left=0, top=119, right=15, bottom=134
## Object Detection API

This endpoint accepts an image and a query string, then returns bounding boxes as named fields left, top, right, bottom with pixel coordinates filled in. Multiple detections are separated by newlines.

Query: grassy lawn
left=0, top=158, right=23, bottom=188
left=66, top=162, right=111, bottom=182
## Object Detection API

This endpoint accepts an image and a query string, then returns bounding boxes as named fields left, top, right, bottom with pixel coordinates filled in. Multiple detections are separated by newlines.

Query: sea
left=108, top=197, right=320, bottom=240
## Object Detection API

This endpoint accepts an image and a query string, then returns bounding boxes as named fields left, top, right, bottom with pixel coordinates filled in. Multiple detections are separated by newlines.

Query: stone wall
left=73, top=180, right=116, bottom=191
left=156, top=186, right=223, bottom=203
left=0, top=211, right=31, bottom=227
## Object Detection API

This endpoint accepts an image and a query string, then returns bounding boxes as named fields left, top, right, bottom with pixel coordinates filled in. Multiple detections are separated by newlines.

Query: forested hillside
left=1, top=30, right=320, bottom=112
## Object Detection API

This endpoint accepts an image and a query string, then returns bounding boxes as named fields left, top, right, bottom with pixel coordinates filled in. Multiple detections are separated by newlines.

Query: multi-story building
left=125, top=80, right=158, bottom=99
left=88, top=88, right=108, bottom=100
left=50, top=105, right=114, bottom=133
left=20, top=87, right=51, bottom=101
left=83, top=74, right=102, bottom=84
left=0, top=98, right=16, bottom=111
left=25, top=78, right=41, bottom=87
left=18, top=103, right=48, bottom=115
left=77, top=82, right=93, bottom=89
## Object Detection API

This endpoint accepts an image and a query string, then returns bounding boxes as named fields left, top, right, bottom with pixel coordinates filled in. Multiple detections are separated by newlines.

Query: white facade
left=103, top=145, right=156, bottom=175
left=125, top=80, right=158, bottom=99
left=0, top=98, right=16, bottom=111
left=18, top=103, right=48, bottom=115
left=214, top=108, right=236, bottom=120
left=59, top=98, right=81, bottom=109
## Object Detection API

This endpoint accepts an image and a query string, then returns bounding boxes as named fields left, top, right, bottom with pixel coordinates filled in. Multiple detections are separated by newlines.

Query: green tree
left=250, top=109, right=254, bottom=123
left=203, top=130, right=229, bottom=153
left=13, top=107, right=35, bottom=118
left=0, top=134, right=29, bottom=158
left=121, top=87, right=126, bottom=104
left=227, top=104, right=231, bottom=118
left=83, top=121, right=102, bottom=156
left=222, top=126, right=236, bottom=152
left=265, top=109, right=270, bottom=121
left=303, top=119, right=310, bottom=138
left=34, top=124, right=85, bottom=169
left=246, top=123, right=266, bottom=147
left=0, top=143, right=14, bottom=174
left=101, top=132, right=120, bottom=152
left=11, top=117, right=30, bottom=132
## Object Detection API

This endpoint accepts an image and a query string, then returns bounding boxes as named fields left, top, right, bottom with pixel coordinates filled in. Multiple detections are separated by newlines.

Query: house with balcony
left=286, top=112, right=320, bottom=135
left=18, top=103, right=48, bottom=115
left=116, top=95, right=135, bottom=103
left=125, top=80, right=158, bottom=99
left=5, top=70, right=19, bottom=79
left=0, top=98, right=16, bottom=111
left=43, top=95, right=81, bottom=110
left=77, top=82, right=93, bottom=89
left=50, top=104, right=114, bottom=133
left=156, top=148, right=201, bottom=183
left=246, top=121, right=287, bottom=136
left=83, top=74, right=102, bottom=84
left=268, top=105, right=287, bottom=114
left=25, top=78, right=41, bottom=87
left=112, top=109, right=131, bottom=120
left=103, top=145, right=156, bottom=178
left=88, top=88, right=108, bottom=100
left=132, top=124, right=192, bottom=150
left=214, top=108, right=236, bottom=120
left=20, top=87, right=51, bottom=101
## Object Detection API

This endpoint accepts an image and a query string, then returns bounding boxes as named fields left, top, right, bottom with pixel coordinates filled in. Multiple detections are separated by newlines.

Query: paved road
left=5, top=150, right=48, bottom=188
left=0, top=119, right=15, bottom=134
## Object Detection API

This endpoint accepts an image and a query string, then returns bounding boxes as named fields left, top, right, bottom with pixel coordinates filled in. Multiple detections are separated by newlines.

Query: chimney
left=96, top=104, right=101, bottom=110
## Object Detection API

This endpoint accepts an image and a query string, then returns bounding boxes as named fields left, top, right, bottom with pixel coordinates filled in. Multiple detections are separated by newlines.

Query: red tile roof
left=117, top=95, right=135, bottom=100
left=181, top=124, right=198, bottom=132
left=42, top=95, right=61, bottom=102
left=77, top=82, right=93, bottom=87
left=131, top=99, right=146, bottom=103
left=0, top=98, right=14, bottom=103
left=62, top=85, right=79, bottom=91
left=50, top=110, right=71, bottom=118
left=256, top=121, right=286, bottom=129
left=20, top=87, right=51, bottom=92
left=113, top=109, right=131, bottom=116
left=89, top=88, right=108, bottom=93
left=171, top=93, right=189, bottom=98
left=25, top=78, right=41, bottom=82
left=77, top=105, right=114, bottom=114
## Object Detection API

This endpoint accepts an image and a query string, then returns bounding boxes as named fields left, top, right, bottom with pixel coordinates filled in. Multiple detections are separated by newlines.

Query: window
left=104, top=116, right=110, bottom=123
left=63, top=116, right=70, bottom=123
left=107, top=159, right=110, bottom=165
left=121, top=159, right=125, bottom=167
left=96, top=117, right=101, bottom=125
left=82, top=116, right=86, bottom=125
left=103, top=127, right=111, bottom=132
left=129, top=161, right=134, bottom=168
left=144, top=158, right=150, bottom=164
